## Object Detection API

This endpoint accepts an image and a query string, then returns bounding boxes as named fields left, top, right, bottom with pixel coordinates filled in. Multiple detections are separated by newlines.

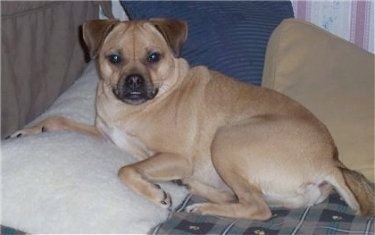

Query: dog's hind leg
left=8, top=116, right=102, bottom=139
left=182, top=178, right=237, bottom=203
left=186, top=177, right=272, bottom=220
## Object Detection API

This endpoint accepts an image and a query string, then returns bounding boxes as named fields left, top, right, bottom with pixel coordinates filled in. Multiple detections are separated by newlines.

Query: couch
left=1, top=1, right=374, bottom=234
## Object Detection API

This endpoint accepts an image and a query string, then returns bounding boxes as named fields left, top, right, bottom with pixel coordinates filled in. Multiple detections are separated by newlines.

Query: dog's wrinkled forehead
left=83, top=19, right=187, bottom=59
left=103, top=22, right=169, bottom=57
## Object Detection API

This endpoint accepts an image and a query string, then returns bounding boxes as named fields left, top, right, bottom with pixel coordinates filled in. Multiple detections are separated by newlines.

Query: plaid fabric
left=1, top=226, right=26, bottom=235
left=2, top=190, right=374, bottom=234
left=152, top=191, right=375, bottom=235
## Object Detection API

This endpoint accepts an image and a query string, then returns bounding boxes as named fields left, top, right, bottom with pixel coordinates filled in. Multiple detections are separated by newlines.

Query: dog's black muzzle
left=113, top=74, right=158, bottom=105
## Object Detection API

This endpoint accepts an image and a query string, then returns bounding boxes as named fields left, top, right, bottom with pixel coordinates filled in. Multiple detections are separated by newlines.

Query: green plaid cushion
left=152, top=189, right=374, bottom=235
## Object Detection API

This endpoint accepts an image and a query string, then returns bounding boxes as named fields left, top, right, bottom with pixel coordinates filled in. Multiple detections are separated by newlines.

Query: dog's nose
left=125, top=74, right=144, bottom=91
left=114, top=73, right=157, bottom=105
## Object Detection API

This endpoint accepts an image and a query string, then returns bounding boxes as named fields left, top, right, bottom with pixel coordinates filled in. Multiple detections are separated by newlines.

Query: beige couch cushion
left=262, top=19, right=374, bottom=181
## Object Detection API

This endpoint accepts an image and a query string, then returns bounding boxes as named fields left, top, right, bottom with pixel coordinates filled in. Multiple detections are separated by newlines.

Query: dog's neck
left=157, top=57, right=190, bottom=97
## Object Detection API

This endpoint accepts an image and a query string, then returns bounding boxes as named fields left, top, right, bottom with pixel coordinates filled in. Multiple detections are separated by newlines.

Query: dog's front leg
left=8, top=116, right=102, bottom=139
left=118, top=153, right=192, bottom=209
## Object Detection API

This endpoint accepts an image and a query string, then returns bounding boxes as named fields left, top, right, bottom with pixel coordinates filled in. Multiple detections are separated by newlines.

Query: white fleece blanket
left=1, top=62, right=188, bottom=234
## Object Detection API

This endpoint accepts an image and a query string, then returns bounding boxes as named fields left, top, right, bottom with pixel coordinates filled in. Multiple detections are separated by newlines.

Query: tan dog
left=10, top=19, right=374, bottom=220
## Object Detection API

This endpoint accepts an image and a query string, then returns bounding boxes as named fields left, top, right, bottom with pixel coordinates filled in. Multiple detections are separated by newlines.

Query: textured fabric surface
left=121, top=1, right=294, bottom=86
left=153, top=189, right=375, bottom=235
left=1, top=1, right=99, bottom=138
left=262, top=19, right=374, bottom=181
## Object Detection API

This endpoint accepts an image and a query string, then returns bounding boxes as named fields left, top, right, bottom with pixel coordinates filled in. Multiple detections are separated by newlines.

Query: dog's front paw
left=4, top=116, right=71, bottom=140
left=154, top=184, right=172, bottom=209
left=6, top=126, right=46, bottom=139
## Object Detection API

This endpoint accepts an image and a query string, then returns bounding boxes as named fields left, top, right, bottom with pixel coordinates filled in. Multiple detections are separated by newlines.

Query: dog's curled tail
left=339, top=167, right=375, bottom=216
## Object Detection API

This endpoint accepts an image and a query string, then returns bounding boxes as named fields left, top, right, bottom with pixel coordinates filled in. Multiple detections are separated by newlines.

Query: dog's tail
left=340, top=167, right=374, bottom=216
left=328, top=164, right=374, bottom=216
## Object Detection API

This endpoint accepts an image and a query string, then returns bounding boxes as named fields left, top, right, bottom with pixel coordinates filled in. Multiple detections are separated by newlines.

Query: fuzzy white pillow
left=1, top=62, right=188, bottom=234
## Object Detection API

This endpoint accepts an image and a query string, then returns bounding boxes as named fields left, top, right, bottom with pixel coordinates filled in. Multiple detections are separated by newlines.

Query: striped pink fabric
left=292, top=0, right=374, bottom=53
left=350, top=0, right=372, bottom=51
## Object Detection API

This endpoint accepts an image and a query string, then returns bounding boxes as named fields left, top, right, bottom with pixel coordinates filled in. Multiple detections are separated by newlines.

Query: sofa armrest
left=1, top=1, right=100, bottom=138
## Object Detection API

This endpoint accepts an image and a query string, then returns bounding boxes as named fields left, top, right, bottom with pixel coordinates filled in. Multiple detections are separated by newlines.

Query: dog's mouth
left=113, top=74, right=159, bottom=105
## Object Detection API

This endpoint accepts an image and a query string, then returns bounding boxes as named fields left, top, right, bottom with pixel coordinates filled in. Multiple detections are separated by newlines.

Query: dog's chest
left=97, top=117, right=154, bottom=160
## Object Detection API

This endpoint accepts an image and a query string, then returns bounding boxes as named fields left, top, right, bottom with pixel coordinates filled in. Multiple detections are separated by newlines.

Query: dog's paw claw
left=7, top=130, right=25, bottom=139
left=8, top=131, right=24, bottom=139
left=7, top=126, right=45, bottom=139
left=154, top=184, right=172, bottom=209
left=160, top=190, right=172, bottom=208
left=185, top=203, right=202, bottom=214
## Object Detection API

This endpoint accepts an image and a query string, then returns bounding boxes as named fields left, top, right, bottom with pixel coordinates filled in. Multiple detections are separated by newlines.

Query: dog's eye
left=147, top=52, right=160, bottom=64
left=108, top=54, right=122, bottom=64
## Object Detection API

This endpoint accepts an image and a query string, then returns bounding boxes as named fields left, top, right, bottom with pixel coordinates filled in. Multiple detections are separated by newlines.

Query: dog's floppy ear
left=150, top=19, right=188, bottom=57
left=82, top=19, right=120, bottom=58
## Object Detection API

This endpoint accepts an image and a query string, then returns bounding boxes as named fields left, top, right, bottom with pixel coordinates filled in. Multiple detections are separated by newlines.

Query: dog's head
left=83, top=19, right=188, bottom=105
